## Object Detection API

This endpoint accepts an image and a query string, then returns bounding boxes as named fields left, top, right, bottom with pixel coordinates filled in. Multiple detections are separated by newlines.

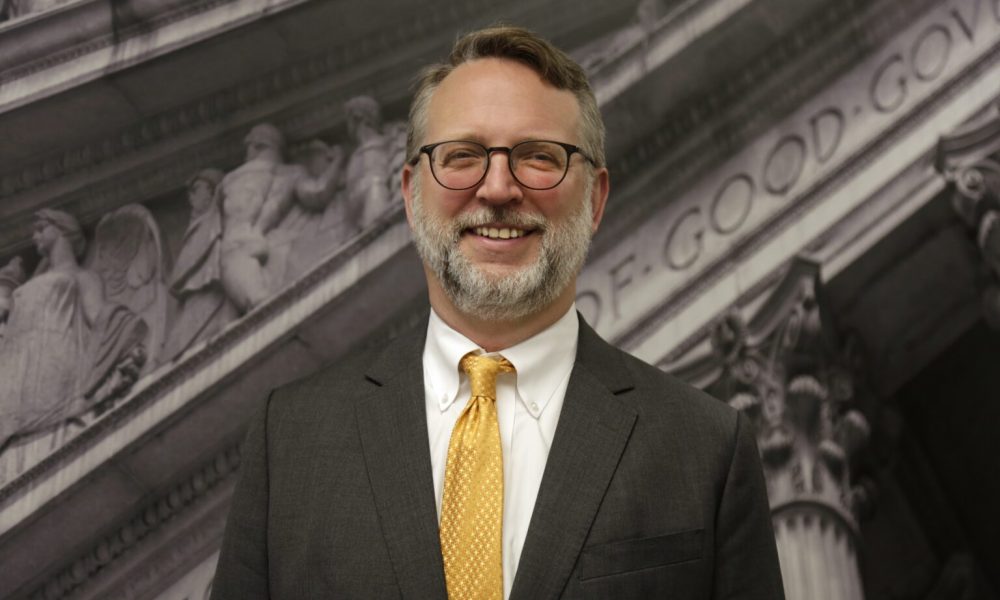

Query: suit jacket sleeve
left=713, top=411, right=785, bottom=599
left=211, top=395, right=272, bottom=600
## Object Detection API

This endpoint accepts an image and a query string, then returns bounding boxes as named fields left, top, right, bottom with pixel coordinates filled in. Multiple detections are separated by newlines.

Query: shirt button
left=530, top=402, right=539, bottom=413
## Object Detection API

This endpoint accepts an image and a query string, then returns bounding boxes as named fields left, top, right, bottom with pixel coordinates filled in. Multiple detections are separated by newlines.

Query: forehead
left=426, top=57, right=581, bottom=144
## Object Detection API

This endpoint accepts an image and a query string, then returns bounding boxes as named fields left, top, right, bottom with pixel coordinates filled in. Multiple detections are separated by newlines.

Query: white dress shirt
left=422, top=305, right=579, bottom=599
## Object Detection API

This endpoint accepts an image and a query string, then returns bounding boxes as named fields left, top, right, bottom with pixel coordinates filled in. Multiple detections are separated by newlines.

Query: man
left=212, top=25, right=784, bottom=600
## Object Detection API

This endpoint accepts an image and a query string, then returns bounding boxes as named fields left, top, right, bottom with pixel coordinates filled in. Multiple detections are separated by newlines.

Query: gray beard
left=409, top=176, right=594, bottom=322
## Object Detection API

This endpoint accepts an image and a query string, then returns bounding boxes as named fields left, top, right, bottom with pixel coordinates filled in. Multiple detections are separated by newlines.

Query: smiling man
left=212, top=26, right=784, bottom=600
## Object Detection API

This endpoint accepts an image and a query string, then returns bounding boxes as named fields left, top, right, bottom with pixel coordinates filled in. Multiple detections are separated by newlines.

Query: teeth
left=474, top=226, right=526, bottom=239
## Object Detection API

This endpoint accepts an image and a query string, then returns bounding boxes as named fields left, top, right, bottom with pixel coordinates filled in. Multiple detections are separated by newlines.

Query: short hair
left=407, top=25, right=605, bottom=168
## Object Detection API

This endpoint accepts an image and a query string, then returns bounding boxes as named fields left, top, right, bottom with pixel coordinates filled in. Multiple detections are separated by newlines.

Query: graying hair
left=407, top=25, right=605, bottom=168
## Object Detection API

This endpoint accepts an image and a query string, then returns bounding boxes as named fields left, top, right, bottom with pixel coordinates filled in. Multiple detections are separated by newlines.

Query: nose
left=475, top=151, right=523, bottom=205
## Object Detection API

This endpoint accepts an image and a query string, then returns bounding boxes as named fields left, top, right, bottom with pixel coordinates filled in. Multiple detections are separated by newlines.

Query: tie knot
left=460, top=353, right=515, bottom=401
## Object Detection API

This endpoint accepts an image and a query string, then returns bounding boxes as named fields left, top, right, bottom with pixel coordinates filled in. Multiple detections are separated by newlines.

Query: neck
left=427, top=274, right=576, bottom=352
left=46, top=239, right=78, bottom=271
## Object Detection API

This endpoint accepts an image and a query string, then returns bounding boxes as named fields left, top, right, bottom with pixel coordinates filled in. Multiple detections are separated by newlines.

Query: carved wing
left=85, top=203, right=168, bottom=367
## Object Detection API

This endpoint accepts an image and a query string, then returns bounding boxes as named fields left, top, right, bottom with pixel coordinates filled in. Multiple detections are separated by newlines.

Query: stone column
left=673, top=259, right=871, bottom=600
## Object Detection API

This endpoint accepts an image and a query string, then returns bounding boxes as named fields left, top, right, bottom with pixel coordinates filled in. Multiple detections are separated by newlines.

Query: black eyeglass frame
left=409, top=140, right=596, bottom=191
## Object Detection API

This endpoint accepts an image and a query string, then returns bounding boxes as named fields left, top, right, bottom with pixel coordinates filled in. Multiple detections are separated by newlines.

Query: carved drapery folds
left=937, top=106, right=1000, bottom=329
left=0, top=207, right=158, bottom=485
left=0, top=95, right=406, bottom=486
left=671, top=258, right=871, bottom=600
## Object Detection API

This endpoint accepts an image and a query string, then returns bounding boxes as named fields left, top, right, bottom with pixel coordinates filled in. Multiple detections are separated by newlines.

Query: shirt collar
left=424, top=305, right=579, bottom=418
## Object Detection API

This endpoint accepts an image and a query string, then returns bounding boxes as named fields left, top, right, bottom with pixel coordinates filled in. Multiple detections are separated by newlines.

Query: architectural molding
left=19, top=446, right=239, bottom=600
left=591, top=0, right=940, bottom=259
left=0, top=0, right=300, bottom=100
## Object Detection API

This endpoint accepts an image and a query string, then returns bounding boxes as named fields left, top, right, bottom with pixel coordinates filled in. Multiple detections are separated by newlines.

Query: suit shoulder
left=268, top=341, right=383, bottom=412
left=615, top=348, right=738, bottom=433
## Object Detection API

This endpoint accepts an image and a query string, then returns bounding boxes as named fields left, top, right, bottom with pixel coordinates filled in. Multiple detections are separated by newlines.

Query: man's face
left=403, top=58, right=608, bottom=321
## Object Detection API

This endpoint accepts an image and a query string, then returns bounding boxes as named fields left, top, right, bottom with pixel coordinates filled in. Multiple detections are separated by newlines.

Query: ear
left=401, top=162, right=417, bottom=228
left=589, top=167, right=610, bottom=234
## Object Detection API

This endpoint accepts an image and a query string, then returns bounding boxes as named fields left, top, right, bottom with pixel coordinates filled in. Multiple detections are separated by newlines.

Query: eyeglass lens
left=429, top=141, right=569, bottom=190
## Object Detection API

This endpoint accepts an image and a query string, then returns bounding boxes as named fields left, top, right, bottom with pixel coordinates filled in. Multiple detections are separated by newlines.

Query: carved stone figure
left=163, top=168, right=238, bottom=361
left=272, top=139, right=349, bottom=284
left=344, top=96, right=395, bottom=229
left=382, top=119, right=408, bottom=206
left=0, top=209, right=151, bottom=474
left=217, top=123, right=342, bottom=312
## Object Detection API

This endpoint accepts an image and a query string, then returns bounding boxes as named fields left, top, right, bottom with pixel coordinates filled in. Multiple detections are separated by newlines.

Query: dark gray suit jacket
left=212, top=315, right=784, bottom=599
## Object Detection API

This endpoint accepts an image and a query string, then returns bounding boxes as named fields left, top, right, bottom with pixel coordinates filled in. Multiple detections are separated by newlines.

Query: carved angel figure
left=0, top=206, right=162, bottom=481
left=276, top=139, right=355, bottom=283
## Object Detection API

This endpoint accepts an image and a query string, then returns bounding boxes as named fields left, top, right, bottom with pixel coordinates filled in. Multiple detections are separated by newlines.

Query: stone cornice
left=592, top=0, right=935, bottom=261
left=18, top=446, right=239, bottom=599
left=586, top=0, right=754, bottom=106
left=575, top=0, right=1000, bottom=360
left=0, top=0, right=305, bottom=105
left=632, top=45, right=1000, bottom=364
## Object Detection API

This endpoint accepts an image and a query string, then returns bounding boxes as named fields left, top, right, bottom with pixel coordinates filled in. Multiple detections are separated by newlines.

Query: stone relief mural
left=0, top=96, right=407, bottom=485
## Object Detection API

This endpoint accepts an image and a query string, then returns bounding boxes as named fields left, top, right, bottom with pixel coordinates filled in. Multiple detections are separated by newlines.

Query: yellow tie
left=440, top=353, right=515, bottom=600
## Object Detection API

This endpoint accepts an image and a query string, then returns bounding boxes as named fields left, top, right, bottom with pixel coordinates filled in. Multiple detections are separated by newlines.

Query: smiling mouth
left=468, top=226, right=535, bottom=240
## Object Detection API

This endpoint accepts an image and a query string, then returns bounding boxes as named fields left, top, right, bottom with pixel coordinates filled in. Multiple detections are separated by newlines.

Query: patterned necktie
left=439, top=352, right=516, bottom=600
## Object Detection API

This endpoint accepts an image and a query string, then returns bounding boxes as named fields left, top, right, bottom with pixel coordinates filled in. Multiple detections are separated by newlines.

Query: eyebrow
left=428, top=133, right=575, bottom=145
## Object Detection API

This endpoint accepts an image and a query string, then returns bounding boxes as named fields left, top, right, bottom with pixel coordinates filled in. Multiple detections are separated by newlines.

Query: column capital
left=937, top=105, right=1000, bottom=328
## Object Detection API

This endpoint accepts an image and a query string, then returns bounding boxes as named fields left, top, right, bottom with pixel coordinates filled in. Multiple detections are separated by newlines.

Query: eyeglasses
left=411, top=140, right=595, bottom=191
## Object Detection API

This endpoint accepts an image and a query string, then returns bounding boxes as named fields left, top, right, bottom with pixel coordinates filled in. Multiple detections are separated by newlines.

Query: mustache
left=450, top=207, right=547, bottom=233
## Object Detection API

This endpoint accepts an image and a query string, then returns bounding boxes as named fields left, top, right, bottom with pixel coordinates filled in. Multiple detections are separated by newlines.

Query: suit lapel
left=356, top=320, right=448, bottom=600
left=510, top=316, right=638, bottom=600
